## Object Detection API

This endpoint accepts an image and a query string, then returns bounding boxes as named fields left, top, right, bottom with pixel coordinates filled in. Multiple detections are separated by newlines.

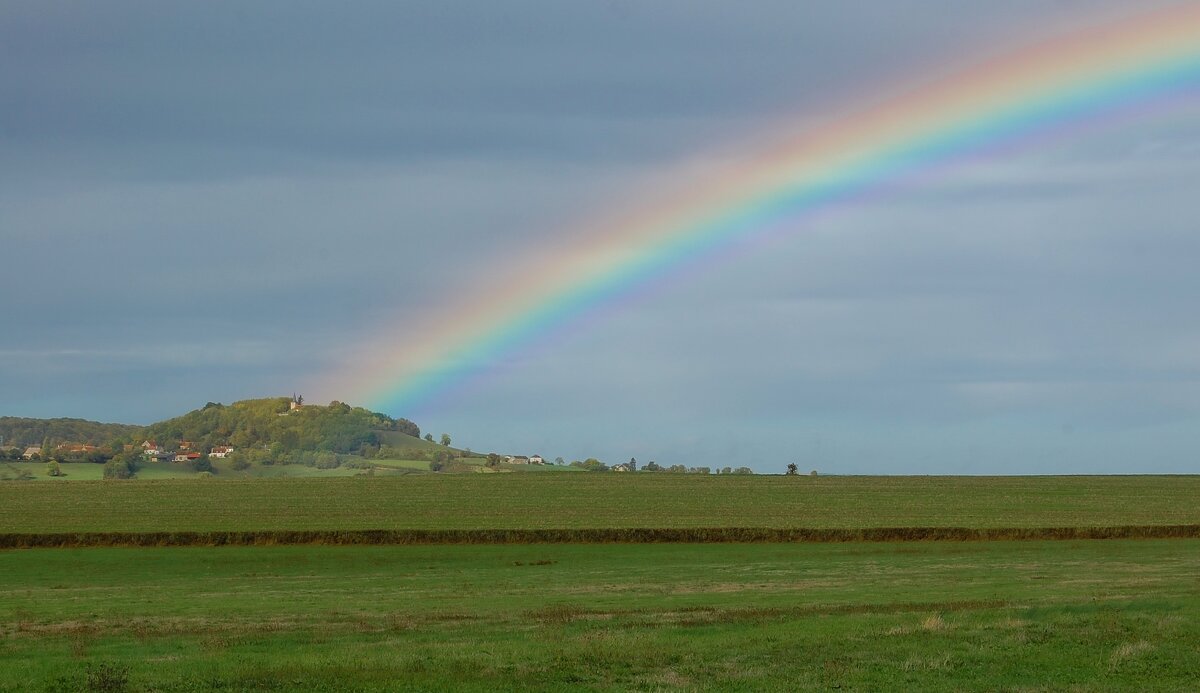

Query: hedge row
left=1, top=524, right=1198, bottom=549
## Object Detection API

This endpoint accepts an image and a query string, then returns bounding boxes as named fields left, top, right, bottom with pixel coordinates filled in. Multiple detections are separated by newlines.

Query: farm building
left=505, top=455, right=545, bottom=465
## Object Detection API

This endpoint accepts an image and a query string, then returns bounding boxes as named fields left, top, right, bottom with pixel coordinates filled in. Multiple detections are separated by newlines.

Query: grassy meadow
left=1, top=540, right=1198, bottom=691
left=2, top=474, right=1198, bottom=690
left=0, top=474, right=1198, bottom=534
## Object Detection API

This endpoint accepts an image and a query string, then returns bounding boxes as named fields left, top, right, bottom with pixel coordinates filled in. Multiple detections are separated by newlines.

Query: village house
left=209, top=445, right=234, bottom=458
left=178, top=441, right=195, bottom=451
left=611, top=463, right=631, bottom=472
left=141, top=440, right=161, bottom=455
left=528, top=455, right=545, bottom=465
left=174, top=452, right=202, bottom=463
left=56, top=443, right=97, bottom=454
left=22, top=446, right=41, bottom=460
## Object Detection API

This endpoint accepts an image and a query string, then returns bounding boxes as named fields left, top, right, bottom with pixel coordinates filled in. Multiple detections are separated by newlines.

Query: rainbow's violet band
left=324, top=6, right=1200, bottom=417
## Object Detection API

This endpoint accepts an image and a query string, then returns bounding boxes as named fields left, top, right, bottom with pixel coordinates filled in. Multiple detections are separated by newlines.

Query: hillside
left=0, top=417, right=143, bottom=449
left=138, top=397, right=422, bottom=456
left=2, top=398, right=552, bottom=478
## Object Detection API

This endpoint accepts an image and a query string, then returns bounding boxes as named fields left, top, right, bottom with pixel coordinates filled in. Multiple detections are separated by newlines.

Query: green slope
left=139, top=397, right=421, bottom=455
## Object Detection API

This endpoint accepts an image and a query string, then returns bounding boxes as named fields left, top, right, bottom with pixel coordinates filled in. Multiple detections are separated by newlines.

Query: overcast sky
left=3, top=1, right=1199, bottom=473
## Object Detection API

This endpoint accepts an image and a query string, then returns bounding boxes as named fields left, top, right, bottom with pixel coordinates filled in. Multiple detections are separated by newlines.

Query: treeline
left=224, top=448, right=378, bottom=472
left=0, top=417, right=142, bottom=449
left=564, top=458, right=753, bottom=474
left=136, top=398, right=421, bottom=456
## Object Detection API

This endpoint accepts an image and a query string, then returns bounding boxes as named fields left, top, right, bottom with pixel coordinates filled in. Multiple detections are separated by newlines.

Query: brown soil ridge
left=1, top=525, right=1198, bottom=548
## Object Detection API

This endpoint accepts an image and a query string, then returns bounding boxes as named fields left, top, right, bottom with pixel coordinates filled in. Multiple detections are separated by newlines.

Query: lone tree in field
left=440, top=433, right=451, bottom=447
left=785, top=463, right=799, bottom=475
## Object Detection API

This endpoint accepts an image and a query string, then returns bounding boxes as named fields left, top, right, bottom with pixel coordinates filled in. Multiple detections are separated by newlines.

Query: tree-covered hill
left=136, top=398, right=421, bottom=455
left=0, top=417, right=143, bottom=449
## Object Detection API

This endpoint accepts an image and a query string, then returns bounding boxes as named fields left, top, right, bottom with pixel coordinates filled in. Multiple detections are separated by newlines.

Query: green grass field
left=0, top=474, right=1197, bottom=534
left=3, top=475, right=1198, bottom=690
left=1, top=540, right=1198, bottom=691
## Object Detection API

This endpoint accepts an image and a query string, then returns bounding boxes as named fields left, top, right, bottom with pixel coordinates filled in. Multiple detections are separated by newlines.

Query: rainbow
left=323, top=5, right=1200, bottom=416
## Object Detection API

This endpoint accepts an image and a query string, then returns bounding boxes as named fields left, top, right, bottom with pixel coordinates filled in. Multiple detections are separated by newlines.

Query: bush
left=229, top=457, right=251, bottom=471
left=102, top=459, right=135, bottom=480
left=45, top=460, right=62, bottom=477
left=190, top=457, right=213, bottom=473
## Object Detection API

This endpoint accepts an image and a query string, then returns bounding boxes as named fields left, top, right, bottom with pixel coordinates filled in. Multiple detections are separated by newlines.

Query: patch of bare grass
left=920, top=614, right=950, bottom=632
left=902, top=652, right=953, bottom=672
left=528, top=603, right=588, bottom=625
left=1109, top=640, right=1153, bottom=669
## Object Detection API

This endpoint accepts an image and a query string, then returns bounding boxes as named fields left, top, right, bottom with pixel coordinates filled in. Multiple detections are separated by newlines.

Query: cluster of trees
left=135, top=398, right=421, bottom=457
left=0, top=417, right=141, bottom=449
left=429, top=449, right=473, bottom=472
left=420, top=433, right=453, bottom=446
left=0, top=447, right=27, bottom=461
left=103, top=455, right=140, bottom=479
left=365, top=441, right=466, bottom=462
left=2, top=443, right=128, bottom=466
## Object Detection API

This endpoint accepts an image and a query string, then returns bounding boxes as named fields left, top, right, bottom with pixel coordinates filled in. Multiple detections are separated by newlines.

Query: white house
left=209, top=445, right=234, bottom=458
left=529, top=455, right=545, bottom=465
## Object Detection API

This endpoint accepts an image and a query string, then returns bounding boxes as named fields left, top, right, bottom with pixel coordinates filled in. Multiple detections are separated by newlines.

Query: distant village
left=13, top=439, right=235, bottom=463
